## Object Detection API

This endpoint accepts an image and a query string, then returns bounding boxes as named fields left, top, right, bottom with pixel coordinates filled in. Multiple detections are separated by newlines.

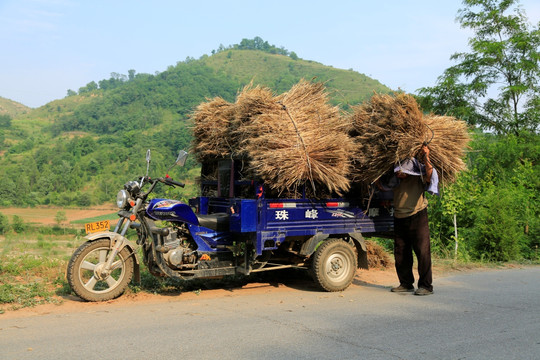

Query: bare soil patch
left=0, top=205, right=117, bottom=228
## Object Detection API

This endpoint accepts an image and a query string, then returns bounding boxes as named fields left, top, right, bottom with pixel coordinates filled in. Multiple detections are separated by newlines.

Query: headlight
left=116, top=190, right=129, bottom=209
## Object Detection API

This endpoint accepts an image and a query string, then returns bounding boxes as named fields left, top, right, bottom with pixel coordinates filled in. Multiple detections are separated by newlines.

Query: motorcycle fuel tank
left=146, top=199, right=199, bottom=225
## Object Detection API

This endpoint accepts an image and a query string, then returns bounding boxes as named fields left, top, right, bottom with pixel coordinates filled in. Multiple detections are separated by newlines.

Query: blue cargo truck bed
left=196, top=196, right=394, bottom=254
left=185, top=158, right=395, bottom=291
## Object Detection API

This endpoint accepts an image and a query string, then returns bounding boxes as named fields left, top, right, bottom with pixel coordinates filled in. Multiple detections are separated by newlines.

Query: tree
left=79, top=81, right=98, bottom=94
left=0, top=114, right=12, bottom=128
left=55, top=210, right=68, bottom=233
left=419, top=0, right=540, bottom=135
left=55, top=211, right=67, bottom=226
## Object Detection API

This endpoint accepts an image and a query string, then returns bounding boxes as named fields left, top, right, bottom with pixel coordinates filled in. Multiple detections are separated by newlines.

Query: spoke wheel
left=67, top=239, right=134, bottom=302
left=311, top=238, right=357, bottom=292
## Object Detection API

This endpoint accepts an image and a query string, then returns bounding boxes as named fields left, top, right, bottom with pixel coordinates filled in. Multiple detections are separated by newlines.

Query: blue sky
left=1, top=0, right=539, bottom=108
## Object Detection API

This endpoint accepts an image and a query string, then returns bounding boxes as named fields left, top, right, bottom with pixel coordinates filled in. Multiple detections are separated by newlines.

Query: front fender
left=83, top=231, right=140, bottom=283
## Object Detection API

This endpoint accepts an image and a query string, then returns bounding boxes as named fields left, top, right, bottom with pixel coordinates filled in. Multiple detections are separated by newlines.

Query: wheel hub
left=94, top=263, right=110, bottom=280
left=331, top=258, right=343, bottom=272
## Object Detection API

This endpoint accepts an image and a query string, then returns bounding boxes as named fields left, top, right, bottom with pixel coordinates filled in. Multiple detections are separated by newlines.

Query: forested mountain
left=0, top=42, right=391, bottom=207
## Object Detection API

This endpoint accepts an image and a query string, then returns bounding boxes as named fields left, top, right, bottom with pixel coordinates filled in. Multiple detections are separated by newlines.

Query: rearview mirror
left=175, top=150, right=188, bottom=167
left=145, top=149, right=151, bottom=177
left=146, top=149, right=151, bottom=163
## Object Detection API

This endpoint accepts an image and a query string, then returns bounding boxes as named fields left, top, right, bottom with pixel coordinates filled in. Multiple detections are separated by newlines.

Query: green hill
left=200, top=50, right=389, bottom=107
left=0, top=41, right=393, bottom=207
left=0, top=97, right=31, bottom=117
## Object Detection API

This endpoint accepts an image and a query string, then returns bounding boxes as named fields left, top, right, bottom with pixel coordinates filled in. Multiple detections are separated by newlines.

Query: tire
left=311, top=238, right=357, bottom=292
left=67, top=239, right=134, bottom=302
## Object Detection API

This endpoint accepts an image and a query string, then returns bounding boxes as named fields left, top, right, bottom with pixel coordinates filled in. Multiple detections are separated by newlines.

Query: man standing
left=389, top=145, right=438, bottom=296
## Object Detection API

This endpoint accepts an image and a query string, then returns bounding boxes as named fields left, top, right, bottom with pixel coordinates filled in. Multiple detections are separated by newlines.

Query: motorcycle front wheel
left=67, top=239, right=134, bottom=302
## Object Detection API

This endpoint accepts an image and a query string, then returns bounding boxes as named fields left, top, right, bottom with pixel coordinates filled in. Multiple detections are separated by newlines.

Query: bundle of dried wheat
left=349, top=93, right=428, bottom=183
left=424, top=114, right=471, bottom=184
left=191, top=80, right=355, bottom=197
left=365, top=240, right=393, bottom=269
left=230, top=83, right=281, bottom=157
left=190, top=97, right=235, bottom=162
left=348, top=93, right=470, bottom=185
left=240, top=80, right=353, bottom=198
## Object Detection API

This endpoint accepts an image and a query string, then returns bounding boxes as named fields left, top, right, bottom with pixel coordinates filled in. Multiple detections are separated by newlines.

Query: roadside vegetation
left=0, top=226, right=80, bottom=313
left=0, top=220, right=258, bottom=313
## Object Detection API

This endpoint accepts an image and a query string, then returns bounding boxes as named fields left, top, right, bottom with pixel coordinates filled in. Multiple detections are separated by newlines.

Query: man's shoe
left=391, top=285, right=414, bottom=293
left=414, top=287, right=433, bottom=296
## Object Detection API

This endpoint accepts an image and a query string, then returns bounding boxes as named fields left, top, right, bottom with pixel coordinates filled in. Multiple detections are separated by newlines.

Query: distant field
left=0, top=205, right=118, bottom=228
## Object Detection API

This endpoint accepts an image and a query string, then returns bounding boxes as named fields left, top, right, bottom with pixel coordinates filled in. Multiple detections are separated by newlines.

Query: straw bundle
left=424, top=115, right=470, bottom=184
left=191, top=97, right=234, bottom=162
left=240, top=80, right=353, bottom=197
left=349, top=93, right=429, bottom=184
left=348, top=93, right=470, bottom=185
left=230, top=84, right=282, bottom=157
left=365, top=240, right=393, bottom=268
left=191, top=83, right=470, bottom=198
left=191, top=79, right=353, bottom=198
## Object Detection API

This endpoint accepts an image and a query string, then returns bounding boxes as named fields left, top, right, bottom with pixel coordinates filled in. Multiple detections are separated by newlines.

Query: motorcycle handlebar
left=162, top=177, right=185, bottom=188
left=138, top=176, right=185, bottom=198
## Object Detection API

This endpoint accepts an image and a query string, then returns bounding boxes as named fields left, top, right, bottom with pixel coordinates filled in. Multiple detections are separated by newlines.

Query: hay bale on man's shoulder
left=424, top=114, right=471, bottom=184
left=349, top=93, right=428, bottom=184
left=348, top=92, right=471, bottom=186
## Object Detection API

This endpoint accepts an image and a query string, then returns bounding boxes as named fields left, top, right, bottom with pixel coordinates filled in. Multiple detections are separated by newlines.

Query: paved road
left=1, top=267, right=539, bottom=360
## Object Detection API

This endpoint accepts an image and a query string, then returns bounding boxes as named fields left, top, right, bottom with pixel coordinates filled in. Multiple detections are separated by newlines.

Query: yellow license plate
left=85, top=220, right=111, bottom=234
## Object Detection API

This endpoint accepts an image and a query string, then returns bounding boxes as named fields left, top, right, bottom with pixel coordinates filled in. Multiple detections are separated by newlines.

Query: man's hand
left=421, top=144, right=430, bottom=159
left=420, top=145, right=433, bottom=183
left=419, top=145, right=432, bottom=166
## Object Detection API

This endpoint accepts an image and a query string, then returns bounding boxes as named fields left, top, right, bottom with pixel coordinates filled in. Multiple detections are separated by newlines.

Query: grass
left=0, top=231, right=81, bottom=313
left=70, top=213, right=118, bottom=224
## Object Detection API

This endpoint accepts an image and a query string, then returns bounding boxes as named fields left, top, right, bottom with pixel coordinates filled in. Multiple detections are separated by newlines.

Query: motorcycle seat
left=196, top=213, right=230, bottom=231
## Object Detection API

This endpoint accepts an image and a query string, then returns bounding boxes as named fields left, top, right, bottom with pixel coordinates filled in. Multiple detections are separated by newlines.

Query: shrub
left=11, top=215, right=27, bottom=233
left=470, top=186, right=525, bottom=261
left=0, top=212, right=8, bottom=234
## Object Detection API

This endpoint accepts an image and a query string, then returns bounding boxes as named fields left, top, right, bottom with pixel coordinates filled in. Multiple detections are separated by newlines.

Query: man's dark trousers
left=393, top=208, right=433, bottom=291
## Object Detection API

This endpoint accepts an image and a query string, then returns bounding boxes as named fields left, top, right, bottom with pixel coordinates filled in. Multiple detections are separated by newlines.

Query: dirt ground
left=0, top=205, right=117, bottom=227
left=1, top=263, right=486, bottom=320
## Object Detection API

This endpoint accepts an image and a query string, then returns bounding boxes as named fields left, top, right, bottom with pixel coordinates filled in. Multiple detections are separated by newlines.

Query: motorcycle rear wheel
left=67, top=239, right=134, bottom=302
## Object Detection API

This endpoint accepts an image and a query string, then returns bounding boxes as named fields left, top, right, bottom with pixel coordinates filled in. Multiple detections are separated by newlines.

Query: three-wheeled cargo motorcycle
left=67, top=150, right=393, bottom=301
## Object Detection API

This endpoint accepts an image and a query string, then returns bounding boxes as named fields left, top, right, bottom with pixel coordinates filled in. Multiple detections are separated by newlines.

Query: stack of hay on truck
left=191, top=80, right=353, bottom=198
left=191, top=79, right=470, bottom=199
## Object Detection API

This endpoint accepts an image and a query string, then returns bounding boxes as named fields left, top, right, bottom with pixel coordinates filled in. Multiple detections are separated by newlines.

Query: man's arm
left=421, top=145, right=433, bottom=183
